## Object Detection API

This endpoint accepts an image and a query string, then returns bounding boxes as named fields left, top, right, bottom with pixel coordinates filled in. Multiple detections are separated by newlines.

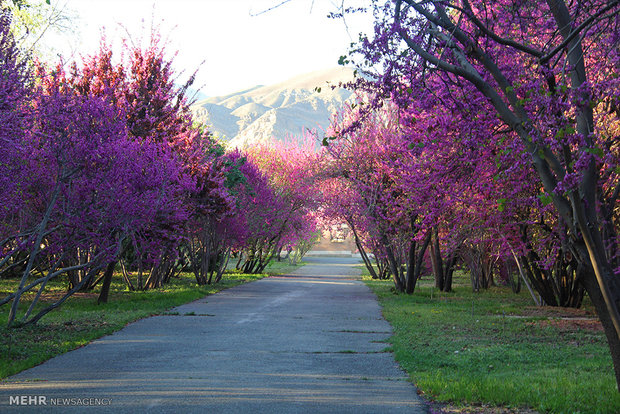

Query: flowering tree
left=0, top=9, right=30, bottom=240
left=0, top=23, right=201, bottom=323
left=0, top=13, right=326, bottom=326
left=349, top=0, right=620, bottom=387
left=319, top=101, right=435, bottom=293
left=240, top=135, right=320, bottom=273
left=183, top=138, right=239, bottom=286
left=0, top=70, right=174, bottom=325
left=64, top=35, right=219, bottom=291
left=324, top=65, right=600, bottom=305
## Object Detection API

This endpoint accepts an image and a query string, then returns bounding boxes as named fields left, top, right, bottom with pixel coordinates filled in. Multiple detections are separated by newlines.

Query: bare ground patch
left=514, top=306, right=602, bottom=332
left=429, top=401, right=539, bottom=414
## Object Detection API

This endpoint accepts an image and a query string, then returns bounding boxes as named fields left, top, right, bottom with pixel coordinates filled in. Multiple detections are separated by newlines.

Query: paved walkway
left=0, top=257, right=427, bottom=413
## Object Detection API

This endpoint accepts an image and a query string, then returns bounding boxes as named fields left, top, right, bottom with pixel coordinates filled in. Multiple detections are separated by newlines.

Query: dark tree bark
left=382, top=233, right=404, bottom=292
left=349, top=221, right=380, bottom=279
left=430, top=227, right=445, bottom=291
left=581, top=266, right=620, bottom=387
left=97, top=261, right=117, bottom=304
left=443, top=255, right=457, bottom=292
left=405, top=230, right=432, bottom=294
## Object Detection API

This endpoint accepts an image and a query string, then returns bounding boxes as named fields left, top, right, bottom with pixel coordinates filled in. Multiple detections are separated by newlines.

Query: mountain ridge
left=191, top=67, right=355, bottom=148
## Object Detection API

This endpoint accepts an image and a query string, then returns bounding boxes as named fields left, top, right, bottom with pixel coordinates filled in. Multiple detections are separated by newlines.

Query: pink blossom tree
left=346, top=0, right=620, bottom=387
left=0, top=25, right=200, bottom=323
left=240, top=135, right=320, bottom=273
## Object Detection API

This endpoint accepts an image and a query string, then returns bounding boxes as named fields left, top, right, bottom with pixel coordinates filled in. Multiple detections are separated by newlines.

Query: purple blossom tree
left=344, top=0, right=620, bottom=387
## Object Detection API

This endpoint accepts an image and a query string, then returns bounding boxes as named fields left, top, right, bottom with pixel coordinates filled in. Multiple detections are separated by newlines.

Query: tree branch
left=249, top=0, right=293, bottom=16
left=540, top=0, right=620, bottom=65
left=458, top=0, right=543, bottom=57
left=393, top=1, right=575, bottom=230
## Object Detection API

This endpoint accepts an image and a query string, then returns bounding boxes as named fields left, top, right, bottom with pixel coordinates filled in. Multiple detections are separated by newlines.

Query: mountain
left=191, top=67, right=355, bottom=148
left=185, top=86, right=209, bottom=102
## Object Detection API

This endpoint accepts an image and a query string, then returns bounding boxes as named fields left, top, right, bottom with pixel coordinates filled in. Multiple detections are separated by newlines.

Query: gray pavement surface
left=0, top=257, right=427, bottom=413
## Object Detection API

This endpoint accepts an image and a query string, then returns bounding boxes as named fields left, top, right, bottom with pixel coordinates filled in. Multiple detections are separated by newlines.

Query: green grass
left=262, top=259, right=306, bottom=274
left=363, top=270, right=620, bottom=414
left=0, top=259, right=302, bottom=380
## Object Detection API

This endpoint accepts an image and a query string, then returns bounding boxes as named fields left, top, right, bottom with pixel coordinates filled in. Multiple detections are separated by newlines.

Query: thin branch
left=22, top=252, right=66, bottom=321
left=419, top=2, right=569, bottom=184
left=0, top=226, right=60, bottom=269
left=7, top=179, right=62, bottom=327
left=0, top=246, right=21, bottom=271
left=0, top=256, right=101, bottom=308
left=540, top=0, right=620, bottom=64
left=23, top=237, right=126, bottom=326
left=249, top=0, right=294, bottom=16
left=23, top=1, right=70, bottom=54
left=22, top=263, right=104, bottom=326
left=0, top=255, right=28, bottom=276
left=457, top=0, right=543, bottom=57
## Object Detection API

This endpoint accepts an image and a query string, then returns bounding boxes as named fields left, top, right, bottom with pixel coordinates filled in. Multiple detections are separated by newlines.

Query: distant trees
left=240, top=135, right=320, bottom=273
left=2, top=0, right=71, bottom=57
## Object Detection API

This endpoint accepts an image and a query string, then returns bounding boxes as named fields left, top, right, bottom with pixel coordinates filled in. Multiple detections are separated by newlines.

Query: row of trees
left=0, top=9, right=317, bottom=327
left=320, top=0, right=619, bottom=388
left=2, top=0, right=618, bottom=390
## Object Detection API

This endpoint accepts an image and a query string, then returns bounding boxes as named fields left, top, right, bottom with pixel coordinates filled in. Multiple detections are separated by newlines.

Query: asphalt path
left=0, top=256, right=427, bottom=413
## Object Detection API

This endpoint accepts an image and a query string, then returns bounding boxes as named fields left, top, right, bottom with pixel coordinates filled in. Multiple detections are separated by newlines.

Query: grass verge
left=363, top=270, right=620, bottom=414
left=0, top=260, right=301, bottom=380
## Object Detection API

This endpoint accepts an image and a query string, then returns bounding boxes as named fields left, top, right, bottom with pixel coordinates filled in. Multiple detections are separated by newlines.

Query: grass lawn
left=364, top=269, right=620, bottom=414
left=0, top=259, right=302, bottom=380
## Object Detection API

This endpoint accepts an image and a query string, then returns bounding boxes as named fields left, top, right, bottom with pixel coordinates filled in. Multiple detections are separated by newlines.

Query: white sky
left=47, top=0, right=372, bottom=97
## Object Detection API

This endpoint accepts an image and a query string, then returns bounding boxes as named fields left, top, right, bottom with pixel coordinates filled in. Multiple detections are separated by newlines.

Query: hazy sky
left=49, top=0, right=372, bottom=96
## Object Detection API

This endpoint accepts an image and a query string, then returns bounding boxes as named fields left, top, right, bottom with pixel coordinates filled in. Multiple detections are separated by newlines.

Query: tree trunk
left=405, top=238, right=417, bottom=294
left=97, top=261, right=117, bottom=304
left=375, top=257, right=389, bottom=280
left=443, top=255, right=457, bottom=293
left=581, top=269, right=620, bottom=388
left=8, top=181, right=61, bottom=327
left=235, top=251, right=243, bottom=270
left=351, top=223, right=379, bottom=279
left=405, top=230, right=432, bottom=294
left=119, top=259, right=135, bottom=291
left=214, top=248, right=231, bottom=284
left=358, top=238, right=379, bottom=279
left=391, top=0, right=620, bottom=389
left=430, top=227, right=445, bottom=291
left=382, top=235, right=404, bottom=292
